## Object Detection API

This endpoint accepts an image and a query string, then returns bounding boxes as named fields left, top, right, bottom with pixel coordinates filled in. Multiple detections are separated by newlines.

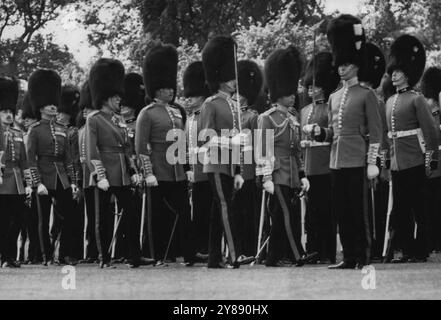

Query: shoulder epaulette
left=204, top=95, right=218, bottom=104
left=28, top=121, right=40, bottom=130
left=261, top=106, right=277, bottom=116
left=330, top=82, right=344, bottom=95
left=55, top=121, right=68, bottom=128
left=10, top=126, right=23, bottom=133
left=145, top=102, right=157, bottom=110
left=88, top=110, right=100, bottom=119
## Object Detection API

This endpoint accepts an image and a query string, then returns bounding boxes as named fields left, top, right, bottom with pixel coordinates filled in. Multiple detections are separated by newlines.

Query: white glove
left=71, top=184, right=79, bottom=199
left=367, top=164, right=380, bottom=180
left=263, top=180, right=274, bottom=195
left=131, top=174, right=141, bottom=186
left=301, top=177, right=310, bottom=192
left=302, top=124, right=316, bottom=135
left=97, top=178, right=110, bottom=191
left=234, top=174, right=244, bottom=191
left=186, top=171, right=194, bottom=183
left=0, top=176, right=2, bottom=185
left=145, top=174, right=158, bottom=187
left=25, top=186, right=33, bottom=198
left=37, top=183, right=48, bottom=196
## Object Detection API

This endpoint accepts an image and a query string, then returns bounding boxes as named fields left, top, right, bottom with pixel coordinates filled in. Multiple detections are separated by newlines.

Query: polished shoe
left=225, top=261, right=240, bottom=269
left=195, top=252, right=209, bottom=261
left=265, top=261, right=291, bottom=267
left=237, top=255, right=255, bottom=265
left=409, top=257, right=427, bottom=263
left=64, top=256, right=78, bottom=266
left=42, top=260, right=48, bottom=267
left=2, top=261, right=20, bottom=268
left=127, top=260, right=140, bottom=268
left=99, top=261, right=115, bottom=269
left=391, top=256, right=410, bottom=263
left=207, top=263, right=225, bottom=269
left=328, top=261, right=357, bottom=269
left=317, top=259, right=332, bottom=265
left=140, top=257, right=156, bottom=266
left=296, top=252, right=319, bottom=267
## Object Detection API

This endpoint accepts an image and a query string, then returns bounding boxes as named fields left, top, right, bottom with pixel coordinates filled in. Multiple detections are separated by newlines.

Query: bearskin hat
left=327, top=14, right=367, bottom=68
left=143, top=44, right=178, bottom=101
left=0, top=77, right=19, bottom=112
left=303, top=51, right=339, bottom=100
left=20, top=92, right=36, bottom=120
left=89, top=58, right=125, bottom=109
left=79, top=80, right=93, bottom=110
left=59, top=85, right=80, bottom=118
left=421, top=67, right=441, bottom=101
left=121, top=73, right=145, bottom=115
left=28, top=69, right=61, bottom=118
left=183, top=61, right=210, bottom=98
left=237, top=60, right=263, bottom=107
left=202, top=35, right=237, bottom=94
left=387, top=34, right=426, bottom=87
left=359, top=43, right=386, bottom=89
left=265, top=45, right=303, bottom=103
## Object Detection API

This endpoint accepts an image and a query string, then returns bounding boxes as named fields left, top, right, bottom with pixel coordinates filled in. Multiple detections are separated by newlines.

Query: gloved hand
left=367, top=164, right=380, bottom=180
left=131, top=173, right=141, bottom=186
left=145, top=174, right=158, bottom=187
left=425, top=151, right=438, bottom=177
left=71, top=184, right=79, bottom=200
left=301, top=177, right=310, bottom=192
left=0, top=176, right=2, bottom=185
left=186, top=171, right=194, bottom=183
left=97, top=178, right=110, bottom=191
left=302, top=124, right=316, bottom=135
left=263, top=180, right=274, bottom=195
left=234, top=174, right=244, bottom=191
left=25, top=186, right=33, bottom=199
left=37, top=183, right=48, bottom=196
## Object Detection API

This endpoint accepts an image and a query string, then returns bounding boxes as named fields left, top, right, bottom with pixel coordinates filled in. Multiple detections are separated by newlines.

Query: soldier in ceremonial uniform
left=257, top=45, right=315, bottom=267
left=77, top=81, right=99, bottom=263
left=0, top=77, right=31, bottom=268
left=232, top=60, right=263, bottom=264
left=386, top=35, right=438, bottom=263
left=27, top=69, right=78, bottom=266
left=421, top=67, right=441, bottom=253
left=136, top=44, right=196, bottom=265
left=306, top=15, right=383, bottom=269
left=199, top=35, right=245, bottom=269
left=183, top=61, right=211, bottom=257
left=300, top=51, right=340, bottom=264
left=358, top=43, right=390, bottom=261
left=85, top=58, right=141, bottom=268
left=57, top=85, right=82, bottom=260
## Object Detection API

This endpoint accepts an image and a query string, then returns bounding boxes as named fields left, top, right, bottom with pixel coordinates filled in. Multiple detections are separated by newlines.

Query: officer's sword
left=256, top=190, right=266, bottom=258
left=382, top=180, right=393, bottom=258
left=370, top=180, right=377, bottom=241
left=35, top=193, right=48, bottom=265
left=140, top=185, right=146, bottom=250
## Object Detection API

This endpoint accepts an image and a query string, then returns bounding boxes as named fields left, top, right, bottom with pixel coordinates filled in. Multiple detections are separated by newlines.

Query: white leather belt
left=301, top=140, right=330, bottom=148
left=388, top=128, right=420, bottom=139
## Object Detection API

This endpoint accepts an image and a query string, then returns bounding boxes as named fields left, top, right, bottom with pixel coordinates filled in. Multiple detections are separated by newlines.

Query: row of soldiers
left=1, top=13, right=441, bottom=269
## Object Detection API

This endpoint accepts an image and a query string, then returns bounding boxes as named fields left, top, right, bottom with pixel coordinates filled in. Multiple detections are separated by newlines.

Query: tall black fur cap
left=121, top=73, right=145, bottom=115
left=265, top=45, right=303, bottom=103
left=59, top=85, right=80, bottom=118
left=359, top=43, right=386, bottom=89
left=21, top=92, right=36, bottom=119
left=327, top=14, right=367, bottom=68
left=202, top=35, right=237, bottom=94
left=143, top=44, right=178, bottom=100
left=89, top=58, right=125, bottom=109
left=79, top=80, right=94, bottom=110
left=183, top=61, right=210, bottom=98
left=387, top=34, right=426, bottom=87
left=303, top=51, right=339, bottom=100
left=237, top=60, right=263, bottom=107
left=28, top=69, right=61, bottom=116
left=0, top=77, right=19, bottom=112
left=421, top=67, right=441, bottom=101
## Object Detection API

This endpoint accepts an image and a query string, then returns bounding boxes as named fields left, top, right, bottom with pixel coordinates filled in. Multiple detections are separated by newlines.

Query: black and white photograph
left=1, top=0, right=441, bottom=305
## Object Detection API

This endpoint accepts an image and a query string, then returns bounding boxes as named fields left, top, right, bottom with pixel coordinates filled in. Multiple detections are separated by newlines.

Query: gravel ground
left=1, top=255, right=441, bottom=300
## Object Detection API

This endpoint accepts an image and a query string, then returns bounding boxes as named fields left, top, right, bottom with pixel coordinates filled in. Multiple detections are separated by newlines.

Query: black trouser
left=95, top=186, right=140, bottom=264
left=0, top=195, right=24, bottom=263
left=84, top=188, right=98, bottom=260
left=192, top=181, right=212, bottom=254
left=369, top=177, right=389, bottom=259
left=391, top=165, right=428, bottom=258
left=207, top=173, right=238, bottom=266
left=37, top=179, right=75, bottom=262
left=266, top=184, right=305, bottom=265
left=331, top=168, right=371, bottom=265
left=425, top=177, right=441, bottom=252
left=233, top=179, right=259, bottom=257
left=150, top=180, right=195, bottom=262
left=306, top=174, right=336, bottom=262
left=23, top=194, right=41, bottom=262
left=56, top=196, right=83, bottom=260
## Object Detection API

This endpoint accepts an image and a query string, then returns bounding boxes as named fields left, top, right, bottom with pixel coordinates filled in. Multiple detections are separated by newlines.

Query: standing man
left=200, top=35, right=245, bottom=269
left=0, top=77, right=31, bottom=268
left=306, top=15, right=383, bottom=269
left=85, top=58, right=141, bottom=268
left=183, top=61, right=211, bottom=258
left=136, top=44, right=196, bottom=265
left=385, top=35, right=438, bottom=263
left=300, top=51, right=340, bottom=264
left=257, top=46, right=313, bottom=267
left=233, top=60, right=263, bottom=264
left=27, top=69, right=78, bottom=266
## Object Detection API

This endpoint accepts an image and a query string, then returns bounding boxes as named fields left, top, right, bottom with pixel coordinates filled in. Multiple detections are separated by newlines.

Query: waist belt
left=100, top=146, right=125, bottom=153
left=38, top=155, right=65, bottom=162
left=388, top=128, right=426, bottom=153
left=301, top=140, right=331, bottom=148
